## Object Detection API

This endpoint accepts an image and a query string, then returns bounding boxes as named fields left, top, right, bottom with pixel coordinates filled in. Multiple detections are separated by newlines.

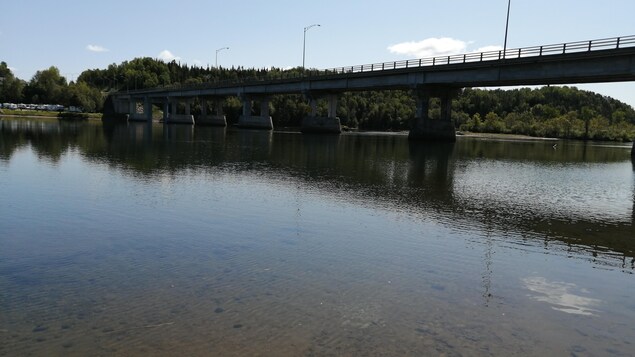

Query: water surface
left=1, top=118, right=634, bottom=356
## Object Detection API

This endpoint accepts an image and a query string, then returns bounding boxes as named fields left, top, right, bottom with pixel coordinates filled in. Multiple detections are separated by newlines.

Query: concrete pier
left=128, top=97, right=153, bottom=122
left=238, top=115, right=273, bottom=129
left=167, top=114, right=195, bottom=124
left=166, top=98, right=194, bottom=124
left=238, top=96, right=273, bottom=130
left=408, top=88, right=457, bottom=142
left=301, top=116, right=342, bottom=133
left=197, top=99, right=227, bottom=126
left=301, top=93, right=342, bottom=133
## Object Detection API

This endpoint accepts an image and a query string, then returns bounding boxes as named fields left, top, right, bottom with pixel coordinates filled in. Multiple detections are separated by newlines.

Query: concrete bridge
left=107, top=35, right=635, bottom=154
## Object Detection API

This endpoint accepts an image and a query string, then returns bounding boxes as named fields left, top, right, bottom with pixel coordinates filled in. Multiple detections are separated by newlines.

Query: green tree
left=0, top=62, right=26, bottom=103
left=66, top=81, right=104, bottom=112
left=24, top=66, right=67, bottom=104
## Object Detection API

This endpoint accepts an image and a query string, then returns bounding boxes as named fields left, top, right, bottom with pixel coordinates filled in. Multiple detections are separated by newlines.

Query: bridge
left=107, top=35, right=635, bottom=154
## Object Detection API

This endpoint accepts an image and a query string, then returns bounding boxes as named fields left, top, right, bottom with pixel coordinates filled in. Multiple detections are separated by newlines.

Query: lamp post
left=503, top=0, right=511, bottom=59
left=302, top=24, right=320, bottom=69
left=215, top=47, right=229, bottom=67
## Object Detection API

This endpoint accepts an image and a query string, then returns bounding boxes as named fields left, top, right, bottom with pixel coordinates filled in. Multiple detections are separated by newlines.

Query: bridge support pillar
left=197, top=98, right=227, bottom=126
left=166, top=97, right=195, bottom=124
left=301, top=92, right=342, bottom=134
left=128, top=97, right=151, bottom=122
left=184, top=100, right=191, bottom=116
left=112, top=98, right=129, bottom=116
left=144, top=97, right=152, bottom=122
left=127, top=99, right=136, bottom=122
left=238, top=95, right=273, bottom=130
left=162, top=100, right=169, bottom=122
left=409, top=87, right=457, bottom=142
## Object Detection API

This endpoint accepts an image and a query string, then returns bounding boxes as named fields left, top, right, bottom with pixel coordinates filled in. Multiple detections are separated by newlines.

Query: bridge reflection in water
left=1, top=118, right=633, bottom=271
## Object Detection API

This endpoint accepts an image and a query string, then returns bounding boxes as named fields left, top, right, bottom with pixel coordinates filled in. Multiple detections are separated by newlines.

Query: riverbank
left=457, top=131, right=559, bottom=141
left=0, top=109, right=102, bottom=120
left=2, top=112, right=632, bottom=148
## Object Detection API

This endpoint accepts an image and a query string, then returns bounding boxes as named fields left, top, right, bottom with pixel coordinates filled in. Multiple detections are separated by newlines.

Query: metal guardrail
left=324, top=35, right=635, bottom=74
left=121, top=35, right=635, bottom=94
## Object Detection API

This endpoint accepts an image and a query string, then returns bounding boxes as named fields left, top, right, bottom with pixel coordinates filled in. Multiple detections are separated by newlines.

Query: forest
left=2, top=58, right=635, bottom=141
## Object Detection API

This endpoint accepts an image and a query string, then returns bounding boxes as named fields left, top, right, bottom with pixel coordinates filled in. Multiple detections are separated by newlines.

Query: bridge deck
left=115, top=35, right=635, bottom=99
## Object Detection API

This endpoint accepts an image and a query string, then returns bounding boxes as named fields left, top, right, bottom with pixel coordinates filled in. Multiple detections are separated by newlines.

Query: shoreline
left=2, top=114, right=632, bottom=146
left=457, top=131, right=559, bottom=141
left=0, top=113, right=102, bottom=121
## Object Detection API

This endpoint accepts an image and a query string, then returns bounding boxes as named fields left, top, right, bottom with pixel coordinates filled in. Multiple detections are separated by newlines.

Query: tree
left=0, top=62, right=26, bottom=103
left=66, top=81, right=104, bottom=112
left=24, top=66, right=67, bottom=104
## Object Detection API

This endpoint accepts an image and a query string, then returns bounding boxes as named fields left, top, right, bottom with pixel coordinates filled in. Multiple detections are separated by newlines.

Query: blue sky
left=2, top=0, right=634, bottom=106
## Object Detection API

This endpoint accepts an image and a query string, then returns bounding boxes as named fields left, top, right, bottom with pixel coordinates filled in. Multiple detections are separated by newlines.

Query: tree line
left=2, top=58, right=634, bottom=141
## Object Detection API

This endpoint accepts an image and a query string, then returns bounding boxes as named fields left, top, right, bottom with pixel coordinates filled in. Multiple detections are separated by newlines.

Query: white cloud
left=388, top=38, right=502, bottom=58
left=158, top=50, right=180, bottom=62
left=87, top=44, right=109, bottom=52
left=388, top=37, right=467, bottom=58
left=474, top=45, right=503, bottom=53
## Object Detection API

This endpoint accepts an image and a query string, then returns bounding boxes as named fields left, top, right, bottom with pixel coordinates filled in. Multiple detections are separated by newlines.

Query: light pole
left=302, top=24, right=320, bottom=69
left=503, top=0, right=511, bottom=58
left=215, top=47, right=229, bottom=67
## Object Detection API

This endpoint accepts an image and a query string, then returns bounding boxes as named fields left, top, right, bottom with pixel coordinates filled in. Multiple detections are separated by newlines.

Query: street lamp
left=215, top=47, right=229, bottom=67
left=503, top=0, right=511, bottom=58
left=302, top=24, right=320, bottom=69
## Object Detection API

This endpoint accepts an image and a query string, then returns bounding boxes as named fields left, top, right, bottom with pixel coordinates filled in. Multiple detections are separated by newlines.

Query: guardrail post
left=393, top=61, right=396, bottom=69
left=463, top=54, right=466, bottom=63
left=419, top=59, right=422, bottom=67
left=447, top=56, right=450, bottom=64
left=617, top=37, right=621, bottom=49
left=361, top=65, right=364, bottom=72
left=371, top=64, right=374, bottom=71
left=406, top=61, right=409, bottom=69
left=539, top=46, right=543, bottom=56
left=588, top=41, right=592, bottom=51
left=433, top=58, right=436, bottom=66
left=480, top=53, right=483, bottom=61
left=382, top=63, right=385, bottom=70
left=563, top=43, right=567, bottom=54
left=498, top=51, right=502, bottom=60
left=518, top=48, right=521, bottom=58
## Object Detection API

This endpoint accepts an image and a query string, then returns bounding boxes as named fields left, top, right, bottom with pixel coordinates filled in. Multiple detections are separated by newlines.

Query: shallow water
left=1, top=118, right=634, bottom=356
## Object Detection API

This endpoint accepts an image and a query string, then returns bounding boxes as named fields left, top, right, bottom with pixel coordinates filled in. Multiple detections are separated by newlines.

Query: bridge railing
left=324, top=35, right=635, bottom=74
left=120, top=35, right=635, bottom=94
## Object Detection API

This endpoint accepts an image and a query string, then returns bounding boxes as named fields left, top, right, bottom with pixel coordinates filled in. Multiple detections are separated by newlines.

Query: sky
left=1, top=0, right=634, bottom=107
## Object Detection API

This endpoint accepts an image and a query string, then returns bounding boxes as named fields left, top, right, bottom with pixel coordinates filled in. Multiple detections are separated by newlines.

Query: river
left=1, top=118, right=634, bottom=356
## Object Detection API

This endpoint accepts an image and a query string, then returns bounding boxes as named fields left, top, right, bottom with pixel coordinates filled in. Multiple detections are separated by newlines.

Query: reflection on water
left=1, top=118, right=635, bottom=356
left=523, top=277, right=601, bottom=316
